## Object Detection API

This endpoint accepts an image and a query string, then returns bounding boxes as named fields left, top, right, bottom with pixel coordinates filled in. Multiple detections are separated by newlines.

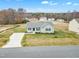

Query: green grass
left=0, top=38, right=9, bottom=47
left=54, top=30, right=79, bottom=38
left=21, top=30, right=79, bottom=46
left=0, top=24, right=26, bottom=47
left=0, top=29, right=13, bottom=47
left=0, top=24, right=79, bottom=47
left=13, top=25, right=26, bottom=32
left=21, top=34, right=27, bottom=47
left=24, top=30, right=79, bottom=39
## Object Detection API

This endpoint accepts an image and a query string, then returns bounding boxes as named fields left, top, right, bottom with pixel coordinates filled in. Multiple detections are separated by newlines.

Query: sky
left=0, top=0, right=79, bottom=13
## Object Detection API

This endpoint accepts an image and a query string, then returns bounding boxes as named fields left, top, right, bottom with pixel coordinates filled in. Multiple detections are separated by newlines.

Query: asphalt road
left=0, top=46, right=79, bottom=58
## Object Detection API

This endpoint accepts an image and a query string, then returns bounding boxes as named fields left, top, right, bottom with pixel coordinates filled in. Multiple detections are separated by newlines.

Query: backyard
left=21, top=23, right=79, bottom=46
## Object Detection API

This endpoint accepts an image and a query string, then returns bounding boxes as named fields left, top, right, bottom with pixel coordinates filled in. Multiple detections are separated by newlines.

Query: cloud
left=66, top=2, right=72, bottom=5
left=41, top=1, right=79, bottom=6
left=41, top=0, right=49, bottom=4
left=66, top=2, right=79, bottom=6
left=73, top=3, right=79, bottom=6
left=49, top=2, right=58, bottom=6
left=26, top=8, right=55, bottom=13
left=41, top=0, right=58, bottom=6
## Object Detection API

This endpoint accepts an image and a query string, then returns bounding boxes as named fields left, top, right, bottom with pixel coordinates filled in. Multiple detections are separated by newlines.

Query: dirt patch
left=54, top=23, right=69, bottom=32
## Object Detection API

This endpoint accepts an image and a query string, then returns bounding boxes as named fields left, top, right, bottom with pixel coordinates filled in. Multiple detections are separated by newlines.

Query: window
left=46, top=28, right=51, bottom=31
left=28, top=28, right=31, bottom=30
left=36, top=27, right=40, bottom=31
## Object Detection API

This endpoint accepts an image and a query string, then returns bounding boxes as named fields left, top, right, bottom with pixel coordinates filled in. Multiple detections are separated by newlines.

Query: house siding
left=41, top=25, right=54, bottom=33
left=69, top=19, right=79, bottom=33
left=26, top=21, right=54, bottom=33
left=27, top=25, right=54, bottom=33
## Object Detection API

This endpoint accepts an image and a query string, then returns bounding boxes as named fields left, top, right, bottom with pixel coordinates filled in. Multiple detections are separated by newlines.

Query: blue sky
left=0, top=0, right=79, bottom=13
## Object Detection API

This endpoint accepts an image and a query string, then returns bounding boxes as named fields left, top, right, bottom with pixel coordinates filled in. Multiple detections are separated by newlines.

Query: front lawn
left=21, top=30, right=79, bottom=46
left=0, top=24, right=26, bottom=47
left=13, top=24, right=26, bottom=32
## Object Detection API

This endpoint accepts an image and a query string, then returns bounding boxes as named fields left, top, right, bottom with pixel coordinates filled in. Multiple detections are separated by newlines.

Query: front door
left=33, top=28, right=35, bottom=31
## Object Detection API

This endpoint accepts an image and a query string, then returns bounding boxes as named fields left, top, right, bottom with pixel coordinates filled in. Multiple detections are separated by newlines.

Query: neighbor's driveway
left=3, top=33, right=25, bottom=48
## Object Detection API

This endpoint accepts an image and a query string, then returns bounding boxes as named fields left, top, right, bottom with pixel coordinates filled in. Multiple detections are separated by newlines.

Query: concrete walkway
left=3, top=33, right=25, bottom=48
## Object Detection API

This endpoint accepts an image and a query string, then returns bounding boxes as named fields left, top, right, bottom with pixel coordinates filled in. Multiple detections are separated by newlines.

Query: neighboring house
left=39, top=17, right=47, bottom=21
left=26, top=17, right=55, bottom=22
left=25, top=17, right=28, bottom=20
left=69, top=19, right=79, bottom=33
left=26, top=17, right=38, bottom=22
left=56, top=19, right=64, bottom=23
left=54, top=19, right=64, bottom=24
left=48, top=18, right=55, bottom=21
left=26, top=21, right=54, bottom=33
left=39, top=17, right=55, bottom=22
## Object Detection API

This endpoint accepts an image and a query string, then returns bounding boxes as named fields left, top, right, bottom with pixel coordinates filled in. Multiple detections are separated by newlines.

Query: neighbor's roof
left=26, top=21, right=53, bottom=28
left=73, top=18, right=79, bottom=23
left=76, top=19, right=79, bottom=23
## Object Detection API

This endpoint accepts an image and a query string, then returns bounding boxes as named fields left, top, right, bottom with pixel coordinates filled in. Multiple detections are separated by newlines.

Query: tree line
left=27, top=11, right=79, bottom=23
left=0, top=8, right=26, bottom=25
left=0, top=8, right=79, bottom=25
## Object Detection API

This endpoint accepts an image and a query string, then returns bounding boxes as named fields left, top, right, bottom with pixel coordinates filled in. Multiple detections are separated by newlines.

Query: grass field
left=0, top=23, right=79, bottom=47
left=0, top=24, right=26, bottom=47
left=21, top=23, right=79, bottom=46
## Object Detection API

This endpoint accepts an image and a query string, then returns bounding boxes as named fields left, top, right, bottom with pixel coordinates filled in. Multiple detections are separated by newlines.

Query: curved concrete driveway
left=3, top=33, right=25, bottom=48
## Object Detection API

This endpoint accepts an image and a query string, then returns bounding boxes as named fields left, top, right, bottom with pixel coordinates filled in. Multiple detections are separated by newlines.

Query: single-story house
left=39, top=17, right=47, bottom=21
left=56, top=19, right=65, bottom=23
left=39, top=17, right=55, bottom=22
left=69, top=18, right=79, bottom=33
left=54, top=19, right=65, bottom=24
left=25, top=17, right=38, bottom=22
left=26, top=21, right=54, bottom=33
left=48, top=18, right=55, bottom=21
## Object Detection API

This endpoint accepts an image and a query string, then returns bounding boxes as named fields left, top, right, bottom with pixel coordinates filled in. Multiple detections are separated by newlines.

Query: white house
left=48, top=18, right=55, bottom=21
left=39, top=17, right=55, bottom=22
left=39, top=17, right=47, bottom=21
left=26, top=21, right=54, bottom=33
left=56, top=19, right=64, bottom=23
left=69, top=19, right=79, bottom=33
left=26, top=17, right=38, bottom=22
